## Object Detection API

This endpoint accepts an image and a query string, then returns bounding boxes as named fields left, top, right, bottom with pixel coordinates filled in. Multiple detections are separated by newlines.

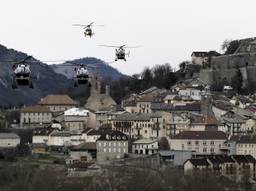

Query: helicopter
left=73, top=64, right=91, bottom=87
left=59, top=62, right=93, bottom=87
left=99, top=45, right=140, bottom=61
left=72, top=22, right=104, bottom=38
left=11, top=56, right=34, bottom=89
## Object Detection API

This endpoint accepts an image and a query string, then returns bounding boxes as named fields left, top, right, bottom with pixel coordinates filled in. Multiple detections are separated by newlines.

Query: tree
left=222, top=39, right=241, bottom=55
left=179, top=61, right=189, bottom=72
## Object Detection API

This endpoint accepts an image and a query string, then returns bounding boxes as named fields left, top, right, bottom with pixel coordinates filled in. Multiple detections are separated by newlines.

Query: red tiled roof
left=173, top=131, right=227, bottom=140
left=21, top=105, right=51, bottom=113
left=39, top=94, right=77, bottom=105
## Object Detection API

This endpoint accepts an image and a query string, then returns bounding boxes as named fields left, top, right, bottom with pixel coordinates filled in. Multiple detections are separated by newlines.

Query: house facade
left=169, top=131, right=227, bottom=155
left=0, top=133, right=20, bottom=148
left=20, top=105, right=52, bottom=129
left=132, top=138, right=158, bottom=155
left=96, top=131, right=128, bottom=162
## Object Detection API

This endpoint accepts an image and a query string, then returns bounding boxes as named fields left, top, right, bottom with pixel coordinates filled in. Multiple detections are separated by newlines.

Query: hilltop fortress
left=199, top=37, right=256, bottom=87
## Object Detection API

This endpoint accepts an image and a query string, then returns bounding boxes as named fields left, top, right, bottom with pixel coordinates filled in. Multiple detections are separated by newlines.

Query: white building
left=64, top=107, right=96, bottom=131
left=132, top=138, right=158, bottom=155
left=178, top=85, right=204, bottom=101
left=229, top=135, right=256, bottom=159
left=0, top=133, right=20, bottom=148
left=191, top=52, right=209, bottom=65
left=32, top=128, right=55, bottom=144
left=169, top=131, right=227, bottom=155
left=20, top=105, right=52, bottom=128
left=96, top=131, right=129, bottom=162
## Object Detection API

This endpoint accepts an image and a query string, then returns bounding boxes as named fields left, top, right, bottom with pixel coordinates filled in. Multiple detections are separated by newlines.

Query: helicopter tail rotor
left=126, top=51, right=130, bottom=57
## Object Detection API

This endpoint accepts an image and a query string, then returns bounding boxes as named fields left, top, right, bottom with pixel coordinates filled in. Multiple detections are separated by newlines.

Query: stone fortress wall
left=199, top=37, right=256, bottom=86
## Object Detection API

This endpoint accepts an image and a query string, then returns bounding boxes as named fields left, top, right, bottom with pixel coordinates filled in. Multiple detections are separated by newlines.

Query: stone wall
left=200, top=55, right=256, bottom=86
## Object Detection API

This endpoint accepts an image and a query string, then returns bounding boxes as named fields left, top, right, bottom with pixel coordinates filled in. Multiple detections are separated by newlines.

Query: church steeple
left=91, top=69, right=101, bottom=96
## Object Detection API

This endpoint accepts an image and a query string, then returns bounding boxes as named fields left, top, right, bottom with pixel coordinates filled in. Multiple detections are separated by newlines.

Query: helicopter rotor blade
left=125, top=46, right=141, bottom=48
left=88, top=22, right=94, bottom=27
left=99, top=45, right=120, bottom=48
left=72, top=24, right=86, bottom=27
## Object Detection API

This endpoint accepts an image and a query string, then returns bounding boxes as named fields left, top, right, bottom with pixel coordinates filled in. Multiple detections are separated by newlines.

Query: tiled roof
left=113, top=112, right=162, bottom=121
left=232, top=155, right=255, bottom=163
left=39, top=94, right=77, bottom=105
left=190, top=115, right=220, bottom=125
left=213, top=100, right=233, bottom=111
left=0, top=133, right=20, bottom=139
left=33, top=128, right=55, bottom=136
left=133, top=138, right=157, bottom=144
left=151, top=102, right=201, bottom=112
left=230, top=135, right=256, bottom=144
left=21, top=105, right=51, bottom=113
left=97, top=130, right=128, bottom=141
left=71, top=142, right=96, bottom=151
left=187, top=158, right=209, bottom=166
left=50, top=131, right=71, bottom=137
left=191, top=52, right=208, bottom=57
left=173, top=131, right=227, bottom=140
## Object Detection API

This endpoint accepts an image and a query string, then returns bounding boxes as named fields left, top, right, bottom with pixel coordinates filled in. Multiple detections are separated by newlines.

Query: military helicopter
left=11, top=56, right=34, bottom=89
left=59, top=62, right=93, bottom=87
left=72, top=22, right=104, bottom=38
left=73, top=64, right=91, bottom=87
left=99, top=45, right=140, bottom=61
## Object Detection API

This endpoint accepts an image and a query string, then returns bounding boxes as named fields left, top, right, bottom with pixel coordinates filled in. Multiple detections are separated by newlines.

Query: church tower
left=90, top=69, right=101, bottom=96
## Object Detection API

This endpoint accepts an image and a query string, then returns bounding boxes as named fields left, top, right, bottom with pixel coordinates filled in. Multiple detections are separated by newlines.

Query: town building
left=32, top=127, right=55, bottom=144
left=85, top=72, right=116, bottom=111
left=20, top=105, right=52, bottom=128
left=39, top=94, right=77, bottom=113
left=63, top=107, right=96, bottom=132
left=96, top=131, right=128, bottom=162
left=111, top=111, right=172, bottom=139
left=178, top=85, right=204, bottom=101
left=221, top=111, right=246, bottom=135
left=158, top=150, right=193, bottom=167
left=229, top=135, right=256, bottom=159
left=132, top=138, right=158, bottom=155
left=95, top=109, right=125, bottom=127
left=0, top=133, right=20, bottom=148
left=66, top=142, right=96, bottom=165
left=191, top=51, right=209, bottom=65
left=169, top=131, right=227, bottom=155
left=184, top=155, right=256, bottom=178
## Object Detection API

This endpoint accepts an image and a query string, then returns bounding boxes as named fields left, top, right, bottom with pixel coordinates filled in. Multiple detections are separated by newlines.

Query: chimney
left=106, top=85, right=110, bottom=96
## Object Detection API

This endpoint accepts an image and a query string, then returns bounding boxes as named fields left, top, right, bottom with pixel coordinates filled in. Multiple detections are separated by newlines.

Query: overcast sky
left=0, top=0, right=256, bottom=75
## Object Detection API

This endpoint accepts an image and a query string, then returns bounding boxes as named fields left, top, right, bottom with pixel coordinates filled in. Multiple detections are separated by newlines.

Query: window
left=210, top=148, right=214, bottom=153
left=195, top=141, right=199, bottom=145
left=187, top=141, right=191, bottom=146
left=203, top=141, right=207, bottom=146
left=210, top=141, right=214, bottom=145
left=203, top=148, right=207, bottom=153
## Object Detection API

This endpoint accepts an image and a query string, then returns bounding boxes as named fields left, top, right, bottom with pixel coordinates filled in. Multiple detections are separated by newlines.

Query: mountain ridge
left=0, top=44, right=126, bottom=106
